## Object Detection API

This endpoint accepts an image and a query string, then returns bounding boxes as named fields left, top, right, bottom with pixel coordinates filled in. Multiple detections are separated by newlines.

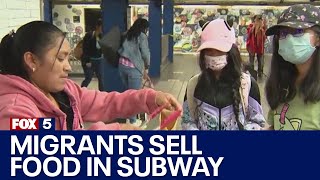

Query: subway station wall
left=131, top=5, right=290, bottom=53
left=52, top=4, right=100, bottom=49
left=0, top=0, right=41, bottom=38
left=52, top=4, right=319, bottom=55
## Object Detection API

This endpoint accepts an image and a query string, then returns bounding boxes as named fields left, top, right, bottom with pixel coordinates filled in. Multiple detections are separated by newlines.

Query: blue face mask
left=278, top=33, right=316, bottom=64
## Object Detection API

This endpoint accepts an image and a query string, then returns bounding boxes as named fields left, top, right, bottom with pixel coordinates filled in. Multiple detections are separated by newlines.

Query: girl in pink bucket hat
left=181, top=19, right=265, bottom=130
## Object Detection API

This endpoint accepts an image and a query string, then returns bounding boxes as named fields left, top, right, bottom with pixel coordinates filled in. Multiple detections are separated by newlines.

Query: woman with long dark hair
left=181, top=19, right=265, bottom=130
left=265, top=4, right=320, bottom=130
left=118, top=18, right=150, bottom=125
left=0, top=21, right=182, bottom=130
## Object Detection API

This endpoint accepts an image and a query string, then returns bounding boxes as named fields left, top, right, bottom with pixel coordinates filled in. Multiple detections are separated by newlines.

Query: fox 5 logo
left=10, top=118, right=55, bottom=131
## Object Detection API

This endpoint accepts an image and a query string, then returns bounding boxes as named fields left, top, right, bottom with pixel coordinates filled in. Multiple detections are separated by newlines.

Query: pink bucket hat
left=197, top=19, right=236, bottom=52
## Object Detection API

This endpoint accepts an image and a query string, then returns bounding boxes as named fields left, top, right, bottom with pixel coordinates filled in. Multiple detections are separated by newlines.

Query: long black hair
left=0, top=21, right=65, bottom=80
left=194, top=44, right=243, bottom=124
left=265, top=26, right=320, bottom=110
left=126, top=18, right=149, bottom=41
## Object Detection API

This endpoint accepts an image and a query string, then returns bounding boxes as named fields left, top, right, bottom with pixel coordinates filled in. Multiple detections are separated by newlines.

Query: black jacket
left=81, top=31, right=102, bottom=64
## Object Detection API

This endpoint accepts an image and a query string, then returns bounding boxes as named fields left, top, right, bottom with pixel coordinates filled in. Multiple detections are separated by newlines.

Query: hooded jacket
left=181, top=73, right=265, bottom=130
left=0, top=74, right=158, bottom=130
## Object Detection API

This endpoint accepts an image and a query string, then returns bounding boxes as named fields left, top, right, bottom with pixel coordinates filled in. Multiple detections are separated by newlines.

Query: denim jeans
left=81, top=58, right=104, bottom=91
left=119, top=64, right=143, bottom=123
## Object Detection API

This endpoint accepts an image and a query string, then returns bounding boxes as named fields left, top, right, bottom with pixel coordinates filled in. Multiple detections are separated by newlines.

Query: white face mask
left=205, top=55, right=228, bottom=71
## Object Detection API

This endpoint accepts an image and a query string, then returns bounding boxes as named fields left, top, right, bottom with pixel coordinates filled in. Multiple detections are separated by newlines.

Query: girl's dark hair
left=0, top=21, right=65, bottom=80
left=265, top=26, right=320, bottom=110
left=194, top=45, right=243, bottom=126
left=126, top=18, right=149, bottom=41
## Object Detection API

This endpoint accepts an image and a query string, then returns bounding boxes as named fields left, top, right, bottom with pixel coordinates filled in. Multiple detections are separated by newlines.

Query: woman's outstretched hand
left=155, top=91, right=183, bottom=113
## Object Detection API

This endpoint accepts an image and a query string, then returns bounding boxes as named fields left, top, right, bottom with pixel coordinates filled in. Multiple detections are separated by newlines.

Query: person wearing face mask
left=0, top=21, right=182, bottom=130
left=265, top=4, right=320, bottom=130
left=181, top=19, right=265, bottom=130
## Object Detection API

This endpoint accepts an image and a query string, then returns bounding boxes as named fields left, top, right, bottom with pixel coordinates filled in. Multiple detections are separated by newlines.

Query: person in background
left=81, top=19, right=104, bottom=91
left=246, top=15, right=266, bottom=80
left=0, top=21, right=182, bottom=130
left=265, top=4, right=320, bottom=130
left=118, top=18, right=150, bottom=125
left=181, top=19, right=265, bottom=130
